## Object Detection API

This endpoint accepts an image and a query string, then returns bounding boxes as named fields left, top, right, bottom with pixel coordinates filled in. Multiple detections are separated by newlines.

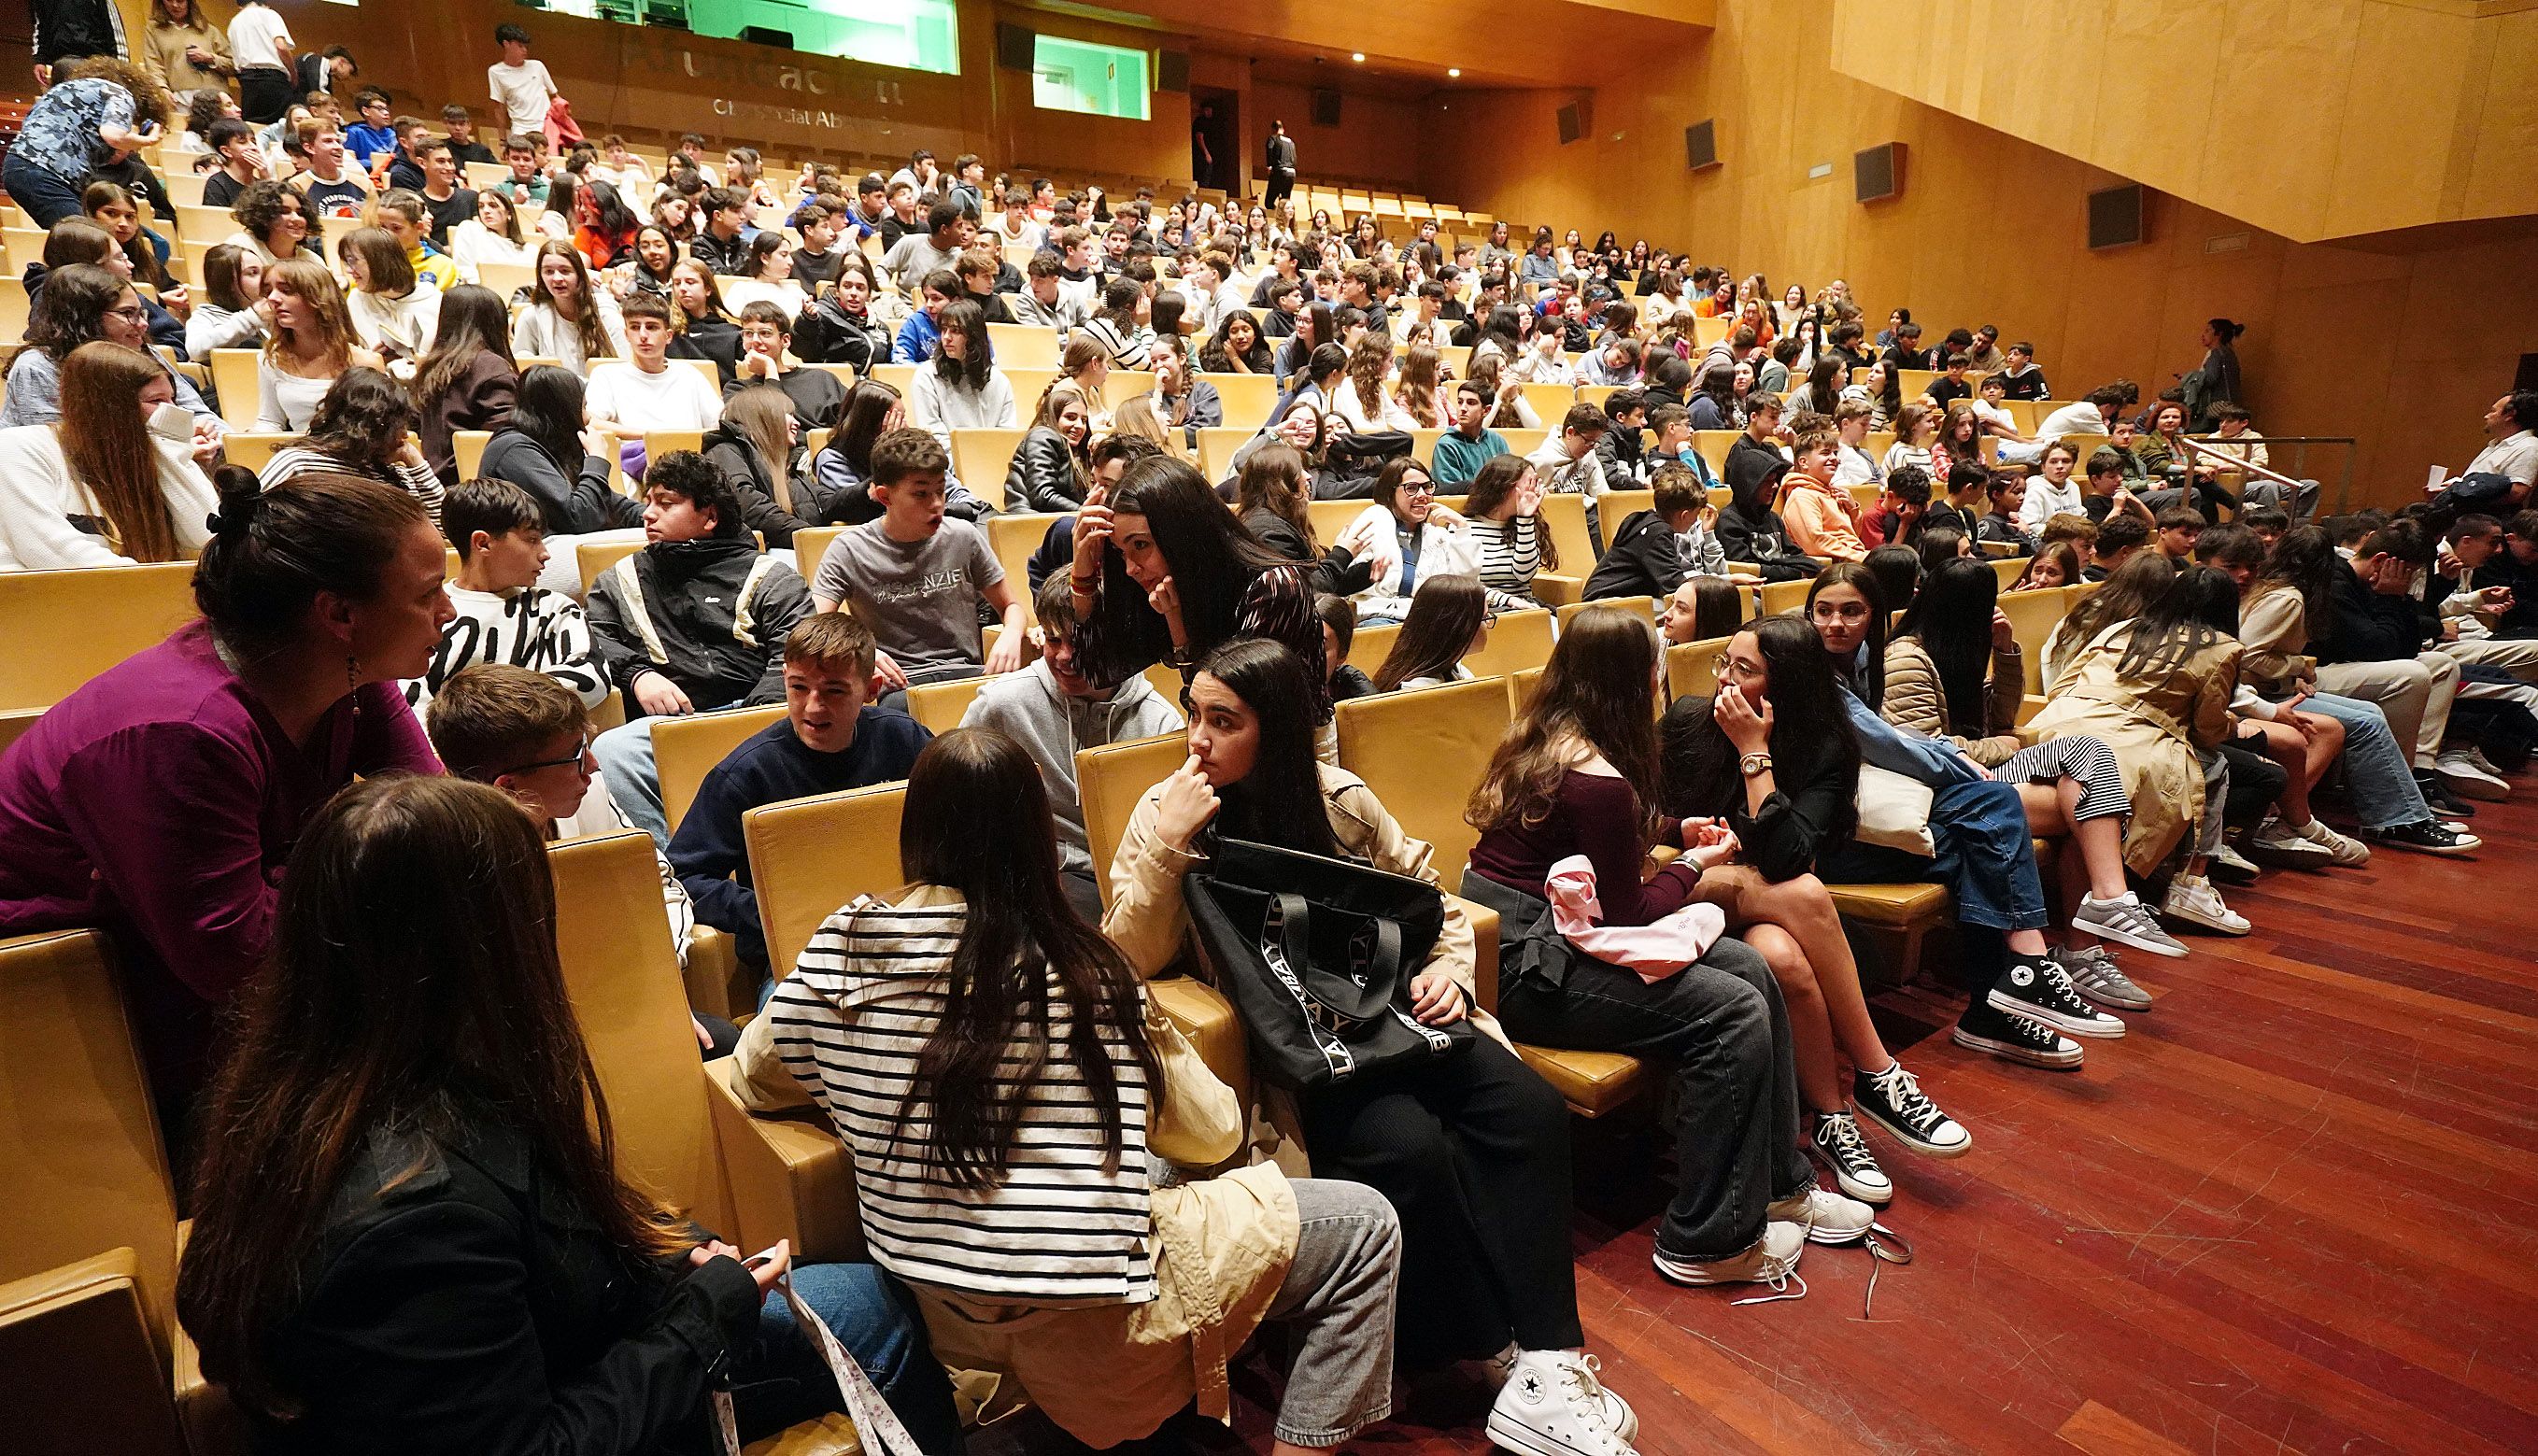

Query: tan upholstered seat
left=0, top=563, right=198, bottom=712
left=654, top=704, right=789, bottom=834
left=1515, top=1046, right=1654, bottom=1118
left=1465, top=608, right=1554, bottom=678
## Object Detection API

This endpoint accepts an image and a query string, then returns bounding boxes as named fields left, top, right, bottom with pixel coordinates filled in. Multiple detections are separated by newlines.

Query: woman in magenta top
left=0, top=467, right=452, bottom=1141
left=1460, top=604, right=1863, bottom=1296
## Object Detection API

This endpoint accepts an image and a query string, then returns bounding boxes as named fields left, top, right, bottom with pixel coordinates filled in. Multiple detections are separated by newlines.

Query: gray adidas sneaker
left=2055, top=944, right=2151, bottom=1012
left=2070, top=891, right=2188, bottom=959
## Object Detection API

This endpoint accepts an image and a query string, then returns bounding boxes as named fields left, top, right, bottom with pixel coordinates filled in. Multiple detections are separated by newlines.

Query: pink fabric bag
left=1543, top=854, right=1727, bottom=984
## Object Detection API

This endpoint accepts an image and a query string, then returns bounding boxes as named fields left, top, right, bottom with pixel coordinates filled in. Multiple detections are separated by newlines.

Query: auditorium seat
left=1334, top=676, right=1507, bottom=885
left=949, top=428, right=1028, bottom=508
left=1759, top=578, right=1810, bottom=618
left=985, top=322, right=1059, bottom=369
left=653, top=704, right=790, bottom=835
left=1307, top=497, right=1369, bottom=545
left=1194, top=426, right=1251, bottom=481
left=1530, top=492, right=1595, bottom=604
left=1691, top=430, right=1740, bottom=474
left=903, top=674, right=989, bottom=732
left=454, top=429, right=492, bottom=482
left=206, top=350, right=261, bottom=431
left=1557, top=595, right=1650, bottom=631
left=217, top=432, right=295, bottom=473
left=2000, top=586, right=2075, bottom=695
left=0, top=562, right=198, bottom=713
left=1465, top=607, right=1555, bottom=678
left=1510, top=382, right=1575, bottom=422
left=1666, top=636, right=1732, bottom=701
left=1076, top=732, right=1186, bottom=903
left=645, top=430, right=706, bottom=462
left=1345, top=620, right=1402, bottom=678
left=984, top=513, right=1058, bottom=619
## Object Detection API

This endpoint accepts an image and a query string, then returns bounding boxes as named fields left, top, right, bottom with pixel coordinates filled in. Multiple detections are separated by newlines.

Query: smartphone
left=742, top=1241, right=786, bottom=1269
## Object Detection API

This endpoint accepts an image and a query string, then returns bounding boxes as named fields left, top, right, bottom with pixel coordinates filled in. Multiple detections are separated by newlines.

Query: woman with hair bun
left=0, top=468, right=451, bottom=1142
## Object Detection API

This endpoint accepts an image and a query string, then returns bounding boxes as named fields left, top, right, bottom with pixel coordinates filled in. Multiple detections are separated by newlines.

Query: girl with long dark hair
left=1463, top=453, right=1559, bottom=609
left=178, top=776, right=964, bottom=1451
left=1464, top=607, right=1863, bottom=1292
left=908, top=298, right=1016, bottom=448
left=741, top=727, right=1400, bottom=1454
left=410, top=284, right=519, bottom=484
left=1105, top=643, right=1636, bottom=1453
left=1234, top=439, right=1372, bottom=594
left=1004, top=379, right=1095, bottom=513
left=665, top=256, right=743, bottom=380
left=256, top=366, right=446, bottom=526
left=1068, top=455, right=1330, bottom=750
left=478, top=364, right=643, bottom=542
left=1372, top=573, right=1491, bottom=691
left=512, top=239, right=627, bottom=375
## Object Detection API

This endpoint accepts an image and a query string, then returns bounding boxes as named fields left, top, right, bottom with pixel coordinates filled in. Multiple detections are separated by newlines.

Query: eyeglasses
left=504, top=736, right=593, bottom=775
left=1710, top=655, right=1762, bottom=682
left=105, top=304, right=149, bottom=321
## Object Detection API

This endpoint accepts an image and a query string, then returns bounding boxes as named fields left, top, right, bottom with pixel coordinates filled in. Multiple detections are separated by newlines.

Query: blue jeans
left=591, top=716, right=670, bottom=849
left=732, top=1261, right=964, bottom=1450
left=2, top=153, right=89, bottom=230
left=1818, top=775, right=2049, bottom=1011
left=2298, top=691, right=2429, bottom=830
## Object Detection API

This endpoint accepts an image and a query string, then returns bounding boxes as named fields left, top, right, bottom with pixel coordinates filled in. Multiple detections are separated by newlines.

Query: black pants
left=1297, top=1035, right=1580, bottom=1368
left=1264, top=168, right=1296, bottom=209
left=1460, top=870, right=1811, bottom=1264
left=2220, top=739, right=2288, bottom=830
left=239, top=67, right=295, bottom=124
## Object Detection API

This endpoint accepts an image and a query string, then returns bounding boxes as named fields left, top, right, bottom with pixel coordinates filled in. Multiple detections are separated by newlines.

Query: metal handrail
left=2183, top=433, right=2359, bottom=513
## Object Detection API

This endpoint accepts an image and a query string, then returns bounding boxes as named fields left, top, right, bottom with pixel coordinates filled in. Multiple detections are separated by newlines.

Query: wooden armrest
left=1150, top=976, right=1250, bottom=1109
left=2016, top=696, right=2046, bottom=729
left=0, top=1250, right=194, bottom=1455
left=704, top=1060, right=863, bottom=1262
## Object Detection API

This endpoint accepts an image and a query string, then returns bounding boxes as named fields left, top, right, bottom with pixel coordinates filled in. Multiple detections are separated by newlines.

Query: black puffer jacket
left=701, top=425, right=843, bottom=549
left=586, top=536, right=812, bottom=714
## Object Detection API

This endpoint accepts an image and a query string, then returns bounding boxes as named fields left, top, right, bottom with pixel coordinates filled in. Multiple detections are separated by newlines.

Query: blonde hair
left=1109, top=395, right=1170, bottom=449
left=60, top=342, right=184, bottom=562
left=262, top=257, right=354, bottom=374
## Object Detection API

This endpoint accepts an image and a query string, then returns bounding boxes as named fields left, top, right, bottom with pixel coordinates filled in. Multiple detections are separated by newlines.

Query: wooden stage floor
left=988, top=788, right=2537, bottom=1455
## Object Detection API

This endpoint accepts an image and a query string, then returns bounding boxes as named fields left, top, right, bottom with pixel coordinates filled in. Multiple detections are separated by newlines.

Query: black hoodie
left=1717, top=448, right=1817, bottom=581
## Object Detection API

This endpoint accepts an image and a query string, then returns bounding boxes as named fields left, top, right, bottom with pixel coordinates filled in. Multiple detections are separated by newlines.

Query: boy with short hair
left=668, top=613, right=931, bottom=970
left=788, top=199, right=845, bottom=289
left=1996, top=341, right=2049, bottom=401
left=959, top=573, right=1185, bottom=916
left=1645, top=403, right=1723, bottom=490
left=489, top=22, right=560, bottom=143
left=893, top=268, right=959, bottom=363
left=729, top=301, right=848, bottom=430
left=1779, top=429, right=1867, bottom=561
left=1858, top=466, right=1932, bottom=549
left=344, top=88, right=398, bottom=169
left=1830, top=398, right=1883, bottom=488
left=405, top=480, right=607, bottom=714
left=2241, top=504, right=2290, bottom=549
left=2080, top=446, right=2154, bottom=530
left=1584, top=464, right=1711, bottom=600
left=442, top=104, right=496, bottom=165
left=1926, top=353, right=1974, bottom=411
left=1431, top=378, right=1509, bottom=488
left=1526, top=401, right=1613, bottom=550
left=1922, top=462, right=1990, bottom=540
left=807, top=429, right=1026, bottom=697
left=586, top=291, right=724, bottom=436
left=2085, top=516, right=2149, bottom=580
left=588, top=451, right=814, bottom=846
left=2154, top=505, right=2205, bottom=561
left=494, top=133, right=549, bottom=205
left=1592, top=387, right=1651, bottom=484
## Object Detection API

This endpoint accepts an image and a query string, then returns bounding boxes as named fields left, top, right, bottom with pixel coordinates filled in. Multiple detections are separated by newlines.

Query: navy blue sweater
left=666, top=709, right=931, bottom=968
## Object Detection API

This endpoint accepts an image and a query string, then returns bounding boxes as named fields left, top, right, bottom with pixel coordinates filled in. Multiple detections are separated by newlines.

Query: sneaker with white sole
left=1990, top=955, right=2127, bottom=1038
left=2053, top=944, right=2151, bottom=1011
left=2437, top=749, right=2512, bottom=801
left=1652, top=1221, right=1807, bottom=1292
left=2466, top=744, right=2512, bottom=779
left=1483, top=1347, right=1638, bottom=1443
left=1952, top=1005, right=2084, bottom=1068
left=2162, top=873, right=2250, bottom=935
left=1765, top=1183, right=1876, bottom=1245
left=2360, top=818, right=2482, bottom=856
left=2207, top=841, right=2262, bottom=884
left=1809, top=1110, right=1893, bottom=1205
left=2292, top=816, right=2371, bottom=867
left=1852, top=1061, right=1972, bottom=1157
left=2069, top=892, right=2188, bottom=958
left=2246, top=816, right=2334, bottom=868
left=1485, top=1350, right=1640, bottom=1456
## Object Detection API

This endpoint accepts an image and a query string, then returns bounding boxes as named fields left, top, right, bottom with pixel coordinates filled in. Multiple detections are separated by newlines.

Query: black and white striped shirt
left=1468, top=513, right=1546, bottom=609
left=765, top=895, right=1162, bottom=1305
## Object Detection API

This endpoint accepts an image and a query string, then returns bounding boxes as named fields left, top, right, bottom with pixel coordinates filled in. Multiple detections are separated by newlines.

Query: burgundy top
left=0, top=620, right=441, bottom=1113
left=1467, top=767, right=1699, bottom=926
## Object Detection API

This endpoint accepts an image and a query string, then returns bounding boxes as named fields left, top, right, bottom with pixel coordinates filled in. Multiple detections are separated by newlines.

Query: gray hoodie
left=958, top=659, right=1185, bottom=875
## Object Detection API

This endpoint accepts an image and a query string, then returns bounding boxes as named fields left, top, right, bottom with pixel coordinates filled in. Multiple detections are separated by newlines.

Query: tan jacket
left=730, top=883, right=1297, bottom=1448
left=2029, top=623, right=2241, bottom=873
left=144, top=20, right=232, bottom=95
left=1103, top=763, right=1508, bottom=1167
left=2236, top=583, right=2316, bottom=699
left=1880, top=636, right=2024, bottom=764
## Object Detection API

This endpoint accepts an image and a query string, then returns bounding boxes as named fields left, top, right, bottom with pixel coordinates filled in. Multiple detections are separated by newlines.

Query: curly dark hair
left=64, top=56, right=173, bottom=132
left=304, top=367, right=419, bottom=470
left=232, top=179, right=313, bottom=249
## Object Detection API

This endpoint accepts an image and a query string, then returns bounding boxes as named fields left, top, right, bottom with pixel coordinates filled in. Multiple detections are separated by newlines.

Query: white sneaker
left=2208, top=840, right=2263, bottom=882
left=1485, top=1348, right=1637, bottom=1444
left=1766, top=1183, right=1877, bottom=1244
left=2246, top=816, right=2332, bottom=867
left=2162, top=873, right=2250, bottom=935
left=1485, top=1350, right=1641, bottom=1455
left=1652, top=1220, right=1807, bottom=1293
left=2437, top=749, right=2512, bottom=801
left=2290, top=816, right=2371, bottom=867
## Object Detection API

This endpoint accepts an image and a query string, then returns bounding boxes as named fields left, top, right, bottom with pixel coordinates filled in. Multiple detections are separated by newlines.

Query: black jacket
left=479, top=431, right=643, bottom=535
left=1005, top=426, right=1089, bottom=514
left=1241, top=506, right=1374, bottom=597
left=1594, top=425, right=1648, bottom=487
left=1719, top=446, right=1816, bottom=580
left=256, top=1110, right=761, bottom=1456
left=31, top=0, right=115, bottom=66
left=1659, top=696, right=1855, bottom=883
left=724, top=364, right=847, bottom=431
left=701, top=426, right=832, bottom=549
left=687, top=228, right=752, bottom=276
left=1583, top=509, right=1686, bottom=601
left=789, top=298, right=893, bottom=373
left=668, top=318, right=744, bottom=386
left=2317, top=563, right=2430, bottom=666
left=587, top=537, right=812, bottom=713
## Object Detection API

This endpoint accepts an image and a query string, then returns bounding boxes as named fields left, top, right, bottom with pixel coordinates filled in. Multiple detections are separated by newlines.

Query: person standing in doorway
left=1265, top=118, right=1298, bottom=210
left=1191, top=100, right=1217, bottom=189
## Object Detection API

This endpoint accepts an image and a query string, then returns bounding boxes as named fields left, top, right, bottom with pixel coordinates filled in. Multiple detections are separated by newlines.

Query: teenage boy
left=1857, top=467, right=1931, bottom=549
left=806, top=430, right=1027, bottom=698
left=372, top=116, right=428, bottom=193
left=425, top=664, right=725, bottom=1058
left=406, top=480, right=608, bottom=714
left=788, top=200, right=846, bottom=290
left=2019, top=441, right=2087, bottom=537
left=1583, top=466, right=1713, bottom=601
left=2241, top=505, right=2290, bottom=550
left=1646, top=403, right=1723, bottom=490
left=588, top=452, right=814, bottom=847
left=959, top=574, right=1185, bottom=917
left=892, top=269, right=959, bottom=364
left=668, top=613, right=930, bottom=971
left=1526, top=402, right=1613, bottom=552
left=1008, top=251, right=1087, bottom=333
left=1830, top=398, right=1883, bottom=488
left=1593, top=388, right=1652, bottom=485
left=2153, top=506, right=2205, bottom=561
left=292, top=120, right=369, bottom=218
left=1925, top=353, right=1975, bottom=411
left=494, top=133, right=549, bottom=205
left=954, top=248, right=1018, bottom=324
left=883, top=198, right=977, bottom=296
left=1418, top=378, right=1505, bottom=490
left=488, top=23, right=560, bottom=143
left=2037, top=387, right=2124, bottom=445
left=1779, top=430, right=1867, bottom=562
left=2083, top=516, right=2148, bottom=581
left=415, top=136, right=477, bottom=246
left=2077, top=447, right=2154, bottom=530
left=1921, top=463, right=1990, bottom=540
left=440, top=104, right=496, bottom=166
left=1726, top=391, right=1788, bottom=481
left=343, top=88, right=398, bottom=169
left=985, top=187, right=1041, bottom=250
left=688, top=187, right=753, bottom=276
left=586, top=293, right=724, bottom=437
left=198, top=120, right=270, bottom=211
left=1996, top=341, right=2049, bottom=401
left=728, top=301, right=847, bottom=430
left=2315, top=519, right=2485, bottom=814
left=375, top=190, right=462, bottom=290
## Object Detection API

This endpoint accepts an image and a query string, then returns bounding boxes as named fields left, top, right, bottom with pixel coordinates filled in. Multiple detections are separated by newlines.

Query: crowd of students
left=2, top=25, right=2535, bottom=1456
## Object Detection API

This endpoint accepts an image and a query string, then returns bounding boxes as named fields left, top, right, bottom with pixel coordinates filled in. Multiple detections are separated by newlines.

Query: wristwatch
left=1739, top=752, right=1774, bottom=777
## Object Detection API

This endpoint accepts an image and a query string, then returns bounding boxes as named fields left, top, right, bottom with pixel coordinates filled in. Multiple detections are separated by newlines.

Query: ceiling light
left=1448, top=67, right=1462, bottom=78
left=1351, top=52, right=1366, bottom=63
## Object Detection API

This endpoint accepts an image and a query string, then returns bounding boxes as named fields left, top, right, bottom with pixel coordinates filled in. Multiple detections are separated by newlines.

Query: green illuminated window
left=521, top=0, right=961, bottom=75
left=1031, top=35, right=1148, bottom=120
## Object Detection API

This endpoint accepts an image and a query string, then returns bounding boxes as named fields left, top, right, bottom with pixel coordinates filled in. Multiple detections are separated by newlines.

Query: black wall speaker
left=1854, top=143, right=1903, bottom=203
left=1156, top=49, right=1189, bottom=93
left=995, top=22, right=1035, bottom=71
left=2088, top=183, right=2147, bottom=249
left=1556, top=101, right=1587, bottom=145
left=1311, top=89, right=1342, bottom=127
left=1684, top=120, right=1719, bottom=170
left=739, top=25, right=792, bottom=49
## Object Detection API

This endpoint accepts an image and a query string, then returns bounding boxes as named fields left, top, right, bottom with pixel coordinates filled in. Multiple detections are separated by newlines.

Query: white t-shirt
left=586, top=360, right=722, bottom=431
left=228, top=6, right=293, bottom=70
left=489, top=59, right=559, bottom=137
